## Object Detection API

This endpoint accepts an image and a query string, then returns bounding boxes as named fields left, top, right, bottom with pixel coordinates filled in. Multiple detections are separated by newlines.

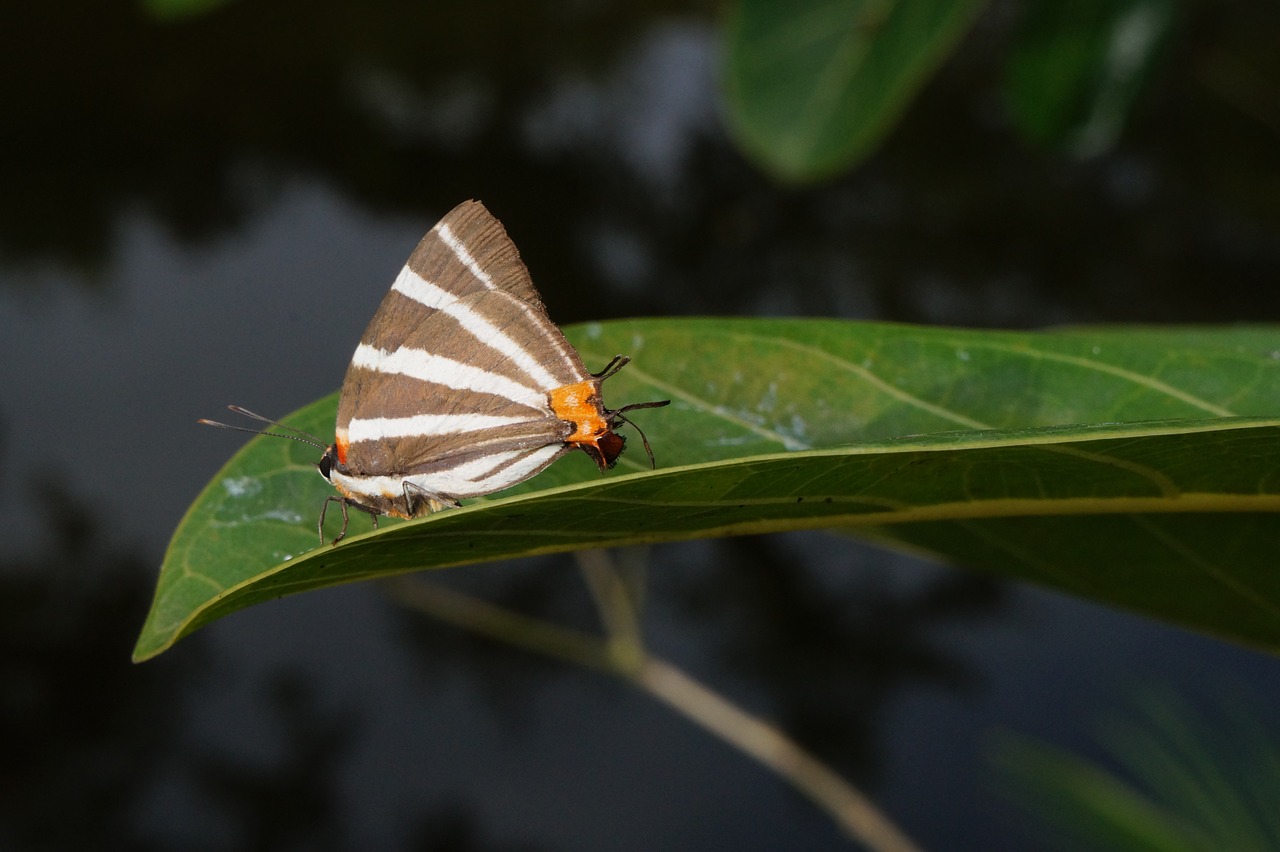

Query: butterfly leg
left=401, top=481, right=460, bottom=517
left=318, top=495, right=381, bottom=546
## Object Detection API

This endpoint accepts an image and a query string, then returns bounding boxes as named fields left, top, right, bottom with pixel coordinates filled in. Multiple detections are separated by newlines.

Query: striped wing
left=348, top=199, right=544, bottom=361
left=334, top=201, right=592, bottom=500
left=340, top=288, right=585, bottom=475
left=338, top=201, right=560, bottom=434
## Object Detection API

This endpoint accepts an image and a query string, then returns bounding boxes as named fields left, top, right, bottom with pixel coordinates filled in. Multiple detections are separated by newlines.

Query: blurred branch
left=382, top=551, right=922, bottom=852
left=635, top=653, right=922, bottom=852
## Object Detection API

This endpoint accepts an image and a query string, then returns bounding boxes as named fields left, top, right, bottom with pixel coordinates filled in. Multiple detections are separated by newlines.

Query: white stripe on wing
left=329, top=444, right=564, bottom=500
left=346, top=413, right=536, bottom=443
left=389, top=266, right=563, bottom=390
left=437, top=222, right=494, bottom=288
left=351, top=344, right=546, bottom=408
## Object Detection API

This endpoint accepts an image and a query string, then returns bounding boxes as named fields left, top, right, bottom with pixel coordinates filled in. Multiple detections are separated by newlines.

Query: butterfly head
left=316, top=443, right=340, bottom=482
left=579, top=426, right=627, bottom=470
left=548, top=356, right=670, bottom=472
left=199, top=407, right=374, bottom=544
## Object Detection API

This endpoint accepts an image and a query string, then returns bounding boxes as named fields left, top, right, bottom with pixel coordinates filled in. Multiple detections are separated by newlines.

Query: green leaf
left=135, top=320, right=1280, bottom=661
left=1004, top=0, right=1178, bottom=155
left=993, top=686, right=1280, bottom=850
left=721, top=0, right=986, bottom=182
left=991, top=731, right=1208, bottom=851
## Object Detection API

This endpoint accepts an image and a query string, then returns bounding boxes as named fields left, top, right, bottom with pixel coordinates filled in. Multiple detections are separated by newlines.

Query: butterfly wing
left=339, top=288, right=587, bottom=476
left=332, top=200, right=594, bottom=507
left=336, top=199, right=546, bottom=423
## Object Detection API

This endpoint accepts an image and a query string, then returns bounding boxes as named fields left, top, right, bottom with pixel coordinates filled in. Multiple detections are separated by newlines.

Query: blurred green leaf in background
left=139, top=0, right=235, bottom=22
left=1005, top=0, right=1178, bottom=155
left=721, top=0, right=1181, bottom=179
left=722, top=0, right=987, bottom=182
left=993, top=685, right=1280, bottom=851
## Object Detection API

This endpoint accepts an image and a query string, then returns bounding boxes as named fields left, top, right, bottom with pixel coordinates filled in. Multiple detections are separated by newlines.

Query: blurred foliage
left=1004, top=0, right=1178, bottom=156
left=140, top=0, right=235, bottom=21
left=993, top=687, right=1280, bottom=851
left=721, top=0, right=1185, bottom=179
left=4, top=1, right=1278, bottom=333
left=722, top=0, right=986, bottom=182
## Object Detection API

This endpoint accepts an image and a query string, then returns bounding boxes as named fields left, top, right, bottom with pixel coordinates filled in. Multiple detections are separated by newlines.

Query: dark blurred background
left=2, top=1, right=1279, bottom=849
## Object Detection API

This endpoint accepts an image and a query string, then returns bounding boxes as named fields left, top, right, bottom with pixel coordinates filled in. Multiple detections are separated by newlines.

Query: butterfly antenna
left=609, top=401, right=669, bottom=469
left=592, top=355, right=631, bottom=381
left=198, top=405, right=328, bottom=450
left=593, top=354, right=670, bottom=461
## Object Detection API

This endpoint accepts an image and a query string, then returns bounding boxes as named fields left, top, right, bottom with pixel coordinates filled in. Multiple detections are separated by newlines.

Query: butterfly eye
left=317, top=452, right=334, bottom=480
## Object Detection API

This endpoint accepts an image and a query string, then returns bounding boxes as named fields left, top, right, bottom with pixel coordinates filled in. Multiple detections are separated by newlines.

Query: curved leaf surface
left=136, top=320, right=1280, bottom=660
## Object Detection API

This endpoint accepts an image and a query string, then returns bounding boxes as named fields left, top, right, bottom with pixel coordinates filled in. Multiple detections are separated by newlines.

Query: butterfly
left=204, top=200, right=668, bottom=543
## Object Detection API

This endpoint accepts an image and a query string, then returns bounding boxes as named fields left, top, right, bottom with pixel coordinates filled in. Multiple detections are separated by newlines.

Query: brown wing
left=338, top=289, right=590, bottom=476
left=423, top=200, right=543, bottom=305
left=349, top=200, right=543, bottom=359
left=336, top=200, right=556, bottom=442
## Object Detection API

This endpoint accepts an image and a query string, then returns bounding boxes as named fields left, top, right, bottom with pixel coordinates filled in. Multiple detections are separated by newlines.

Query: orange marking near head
left=335, top=433, right=349, bottom=465
left=549, top=380, right=623, bottom=469
left=549, top=381, right=609, bottom=442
